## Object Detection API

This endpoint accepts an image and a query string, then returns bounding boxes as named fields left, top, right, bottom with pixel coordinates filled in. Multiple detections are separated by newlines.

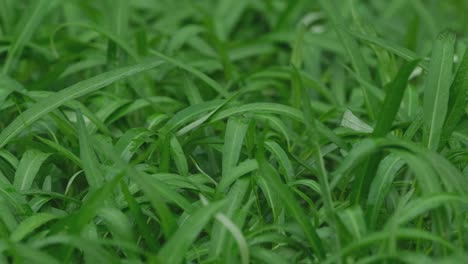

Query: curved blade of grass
left=210, top=179, right=250, bottom=259
left=442, top=47, right=468, bottom=142
left=114, top=128, right=151, bottom=162
left=10, top=213, right=59, bottom=242
left=2, top=0, right=56, bottom=74
left=350, top=30, right=428, bottom=70
left=373, top=60, right=420, bottom=137
left=330, top=138, right=379, bottom=190
left=151, top=50, right=229, bottom=97
left=0, top=59, right=164, bottom=148
left=77, top=111, right=103, bottom=189
left=119, top=181, right=158, bottom=251
left=212, top=212, right=250, bottom=264
left=265, top=141, right=294, bottom=181
left=217, top=159, right=258, bottom=193
left=317, top=0, right=379, bottom=119
left=423, top=31, right=456, bottom=151
left=35, top=136, right=82, bottom=167
left=50, top=171, right=125, bottom=235
left=337, top=206, right=366, bottom=240
left=98, top=207, right=136, bottom=257
left=158, top=200, right=226, bottom=264
left=13, top=149, right=50, bottom=191
left=257, top=155, right=325, bottom=258
left=50, top=22, right=139, bottom=61
left=92, top=137, right=188, bottom=236
left=170, top=135, right=189, bottom=176
left=366, top=154, right=405, bottom=229
left=222, top=118, right=248, bottom=178
left=164, top=100, right=224, bottom=132
left=393, top=193, right=468, bottom=226
left=351, top=60, right=420, bottom=204
left=10, top=244, right=61, bottom=264
left=250, top=246, right=290, bottom=264
left=212, top=103, right=304, bottom=123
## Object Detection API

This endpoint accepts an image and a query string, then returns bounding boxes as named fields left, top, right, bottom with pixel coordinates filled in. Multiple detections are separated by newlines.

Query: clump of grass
left=0, top=0, right=467, bottom=263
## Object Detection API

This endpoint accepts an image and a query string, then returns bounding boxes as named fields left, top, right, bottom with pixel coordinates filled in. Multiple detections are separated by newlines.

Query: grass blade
left=317, top=0, right=379, bottom=119
left=2, top=0, right=55, bottom=74
left=158, top=200, right=226, bottom=264
left=76, top=111, right=103, bottom=189
left=423, top=31, right=456, bottom=151
left=351, top=60, right=420, bottom=204
left=0, top=59, right=164, bottom=148
left=13, top=150, right=50, bottom=191
left=442, top=47, right=468, bottom=142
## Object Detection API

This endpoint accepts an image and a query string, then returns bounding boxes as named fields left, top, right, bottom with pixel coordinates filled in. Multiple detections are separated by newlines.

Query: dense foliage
left=0, top=0, right=467, bottom=263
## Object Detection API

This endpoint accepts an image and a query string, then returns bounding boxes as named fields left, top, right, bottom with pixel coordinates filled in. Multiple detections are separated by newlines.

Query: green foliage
left=0, top=0, right=466, bottom=263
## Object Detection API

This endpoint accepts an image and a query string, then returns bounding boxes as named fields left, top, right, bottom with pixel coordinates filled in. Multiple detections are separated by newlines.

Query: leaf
left=77, top=111, right=103, bottom=189
left=366, top=154, right=405, bottom=229
left=250, top=247, right=290, bottom=264
left=212, top=212, right=250, bottom=264
left=258, top=156, right=325, bottom=258
left=351, top=60, right=420, bottom=204
left=337, top=206, right=367, bottom=240
left=170, top=135, right=189, bottom=176
left=151, top=50, right=229, bottom=97
left=49, top=170, right=125, bottom=236
left=13, top=150, right=50, bottom=191
left=443, top=47, right=468, bottom=141
left=317, top=0, right=379, bottom=119
left=214, top=0, right=249, bottom=40
left=222, top=118, right=249, bottom=178
left=341, top=109, right=373, bottom=133
left=36, top=136, right=82, bottom=167
left=158, top=200, right=226, bottom=264
left=114, top=128, right=151, bottom=162
left=119, top=181, right=158, bottom=251
left=210, top=179, right=250, bottom=259
left=393, top=193, right=468, bottom=226
left=2, top=0, right=56, bottom=74
left=164, top=100, right=225, bottom=132
left=217, top=159, right=258, bottom=193
left=212, top=103, right=304, bottom=123
left=167, top=25, right=205, bottom=53
left=10, top=213, right=59, bottom=242
left=350, top=30, right=428, bottom=70
left=265, top=141, right=294, bottom=181
left=0, top=59, right=164, bottom=148
left=423, top=31, right=456, bottom=151
left=98, top=207, right=136, bottom=258
left=373, top=60, right=420, bottom=137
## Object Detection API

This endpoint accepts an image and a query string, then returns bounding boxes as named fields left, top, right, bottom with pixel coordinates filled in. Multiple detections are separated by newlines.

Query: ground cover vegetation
left=0, top=0, right=467, bottom=263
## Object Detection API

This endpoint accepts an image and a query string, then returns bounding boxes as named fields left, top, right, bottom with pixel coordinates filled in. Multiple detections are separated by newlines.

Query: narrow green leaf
left=373, top=60, right=420, bottom=137
left=367, top=154, right=405, bottom=229
left=2, top=0, right=55, bottom=74
left=10, top=213, right=59, bottom=242
left=352, top=60, right=420, bottom=204
left=222, top=118, right=248, bottom=177
left=158, top=200, right=226, bottom=264
left=13, top=150, right=50, bottom=191
left=77, top=111, right=103, bottom=189
left=151, top=50, right=229, bottom=97
left=258, top=156, right=325, bottom=258
left=443, top=47, right=468, bottom=142
left=317, top=0, right=379, bottom=119
left=0, top=59, right=164, bottom=148
left=423, top=31, right=456, bottom=151
left=119, top=181, right=159, bottom=251
left=170, top=135, right=189, bottom=176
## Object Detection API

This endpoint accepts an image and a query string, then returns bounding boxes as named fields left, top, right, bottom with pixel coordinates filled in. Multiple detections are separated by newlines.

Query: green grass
left=0, top=0, right=467, bottom=263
